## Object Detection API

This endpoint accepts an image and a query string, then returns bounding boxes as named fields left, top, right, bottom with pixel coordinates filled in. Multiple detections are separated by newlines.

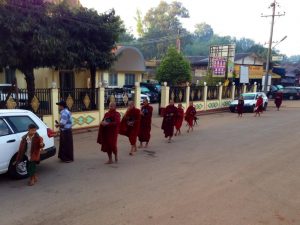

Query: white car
left=229, top=92, right=268, bottom=113
left=0, top=109, right=56, bottom=179
left=140, top=94, right=150, bottom=104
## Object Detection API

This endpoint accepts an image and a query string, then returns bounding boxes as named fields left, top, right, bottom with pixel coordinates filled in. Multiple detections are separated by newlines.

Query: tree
left=194, top=23, right=214, bottom=41
left=234, top=37, right=255, bottom=53
left=0, top=0, right=58, bottom=105
left=50, top=4, right=123, bottom=107
left=139, top=1, right=191, bottom=59
left=134, top=9, right=144, bottom=37
left=156, top=47, right=191, bottom=85
left=0, top=0, right=123, bottom=109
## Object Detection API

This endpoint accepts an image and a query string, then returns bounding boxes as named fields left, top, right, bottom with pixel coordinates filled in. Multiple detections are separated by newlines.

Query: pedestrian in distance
left=254, top=95, right=264, bottom=117
left=175, top=103, right=184, bottom=136
left=274, top=92, right=283, bottom=111
left=161, top=100, right=178, bottom=143
left=185, top=102, right=197, bottom=132
left=237, top=96, right=244, bottom=117
left=97, top=102, right=121, bottom=164
left=14, top=124, right=44, bottom=186
left=56, top=100, right=74, bottom=163
left=119, top=101, right=141, bottom=156
left=138, top=99, right=153, bottom=148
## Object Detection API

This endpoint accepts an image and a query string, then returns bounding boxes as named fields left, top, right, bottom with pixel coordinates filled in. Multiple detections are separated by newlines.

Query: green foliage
left=0, top=0, right=123, bottom=104
left=134, top=9, right=144, bottom=37
left=156, top=47, right=191, bottom=85
left=138, top=1, right=192, bottom=59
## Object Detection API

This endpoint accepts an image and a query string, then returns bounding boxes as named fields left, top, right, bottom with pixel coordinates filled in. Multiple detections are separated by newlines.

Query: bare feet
left=105, top=160, right=113, bottom=164
left=129, top=152, right=134, bottom=156
left=28, top=178, right=35, bottom=186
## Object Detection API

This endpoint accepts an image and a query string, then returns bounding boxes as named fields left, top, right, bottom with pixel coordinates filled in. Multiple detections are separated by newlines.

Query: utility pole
left=176, top=29, right=181, bottom=53
left=262, top=0, right=285, bottom=92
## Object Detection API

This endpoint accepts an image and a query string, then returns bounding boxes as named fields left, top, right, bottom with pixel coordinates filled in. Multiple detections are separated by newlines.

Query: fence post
left=185, top=82, right=190, bottom=108
left=243, top=84, right=247, bottom=93
left=160, top=82, right=170, bottom=108
left=231, top=83, right=236, bottom=100
left=51, top=88, right=59, bottom=131
left=203, top=82, right=208, bottom=110
left=253, top=82, right=257, bottom=92
left=99, top=86, right=105, bottom=121
left=134, top=82, right=141, bottom=109
left=218, top=83, right=223, bottom=108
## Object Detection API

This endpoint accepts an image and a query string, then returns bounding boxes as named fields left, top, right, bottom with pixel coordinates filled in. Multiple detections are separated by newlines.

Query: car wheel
left=251, top=105, right=255, bottom=113
left=8, top=155, right=29, bottom=179
left=264, top=103, right=268, bottom=111
left=289, top=96, right=294, bottom=100
left=229, top=107, right=235, bottom=113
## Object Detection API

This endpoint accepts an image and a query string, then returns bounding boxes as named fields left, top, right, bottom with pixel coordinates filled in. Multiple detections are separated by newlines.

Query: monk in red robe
left=161, top=100, right=178, bottom=143
left=254, top=95, right=264, bottom=117
left=97, top=102, right=121, bottom=164
left=119, top=101, right=141, bottom=155
left=185, top=102, right=197, bottom=132
left=138, top=99, right=153, bottom=148
left=274, top=92, right=283, bottom=111
left=175, top=103, right=184, bottom=136
left=237, top=96, right=244, bottom=117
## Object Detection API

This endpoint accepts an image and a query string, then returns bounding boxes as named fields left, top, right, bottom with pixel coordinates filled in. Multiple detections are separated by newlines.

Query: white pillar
left=99, top=87, right=105, bottom=121
left=134, top=82, right=141, bottom=109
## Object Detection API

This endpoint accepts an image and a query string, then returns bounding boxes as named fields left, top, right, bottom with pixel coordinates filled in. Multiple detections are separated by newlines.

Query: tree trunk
left=90, top=65, right=96, bottom=110
left=22, top=68, right=35, bottom=111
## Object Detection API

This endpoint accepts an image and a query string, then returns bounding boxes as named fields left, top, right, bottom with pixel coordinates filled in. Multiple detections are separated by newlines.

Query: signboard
left=208, top=44, right=236, bottom=78
left=272, top=55, right=284, bottom=61
left=234, top=65, right=264, bottom=79
left=240, top=66, right=249, bottom=84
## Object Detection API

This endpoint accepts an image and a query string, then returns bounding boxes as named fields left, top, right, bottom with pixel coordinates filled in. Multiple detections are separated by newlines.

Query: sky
left=80, top=0, right=299, bottom=57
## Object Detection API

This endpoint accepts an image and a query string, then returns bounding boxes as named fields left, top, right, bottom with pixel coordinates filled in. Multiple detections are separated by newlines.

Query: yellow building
left=0, top=46, right=145, bottom=89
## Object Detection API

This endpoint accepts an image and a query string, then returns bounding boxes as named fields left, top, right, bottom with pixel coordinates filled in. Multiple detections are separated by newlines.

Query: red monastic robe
left=255, top=97, right=264, bottom=113
left=274, top=92, right=283, bottom=108
left=161, top=105, right=178, bottom=138
left=138, top=104, right=153, bottom=142
left=119, top=107, right=141, bottom=145
left=185, top=106, right=196, bottom=127
left=175, top=107, right=184, bottom=130
left=97, top=109, right=121, bottom=154
left=237, top=99, right=244, bottom=114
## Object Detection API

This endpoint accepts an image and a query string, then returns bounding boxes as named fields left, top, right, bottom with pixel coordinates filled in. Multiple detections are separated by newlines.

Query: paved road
left=1, top=102, right=300, bottom=225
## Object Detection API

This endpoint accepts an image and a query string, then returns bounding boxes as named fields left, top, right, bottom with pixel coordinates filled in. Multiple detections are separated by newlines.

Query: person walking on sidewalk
left=56, top=100, right=74, bottom=163
left=97, top=102, right=121, bottom=164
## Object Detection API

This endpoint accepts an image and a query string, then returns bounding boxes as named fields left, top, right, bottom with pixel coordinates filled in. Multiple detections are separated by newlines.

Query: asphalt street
left=0, top=102, right=299, bottom=225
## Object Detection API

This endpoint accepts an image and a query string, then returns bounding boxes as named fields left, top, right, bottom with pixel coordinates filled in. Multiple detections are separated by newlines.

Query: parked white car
left=229, top=92, right=268, bottom=113
left=0, top=109, right=56, bottom=178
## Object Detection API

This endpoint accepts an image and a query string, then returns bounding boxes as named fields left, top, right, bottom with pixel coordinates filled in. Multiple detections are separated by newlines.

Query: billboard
left=208, top=44, right=236, bottom=78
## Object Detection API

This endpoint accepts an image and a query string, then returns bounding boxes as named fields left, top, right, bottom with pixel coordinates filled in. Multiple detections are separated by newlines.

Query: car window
left=0, top=119, right=11, bottom=136
left=241, top=94, right=256, bottom=100
left=141, top=87, right=150, bottom=93
left=5, top=116, right=38, bottom=133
